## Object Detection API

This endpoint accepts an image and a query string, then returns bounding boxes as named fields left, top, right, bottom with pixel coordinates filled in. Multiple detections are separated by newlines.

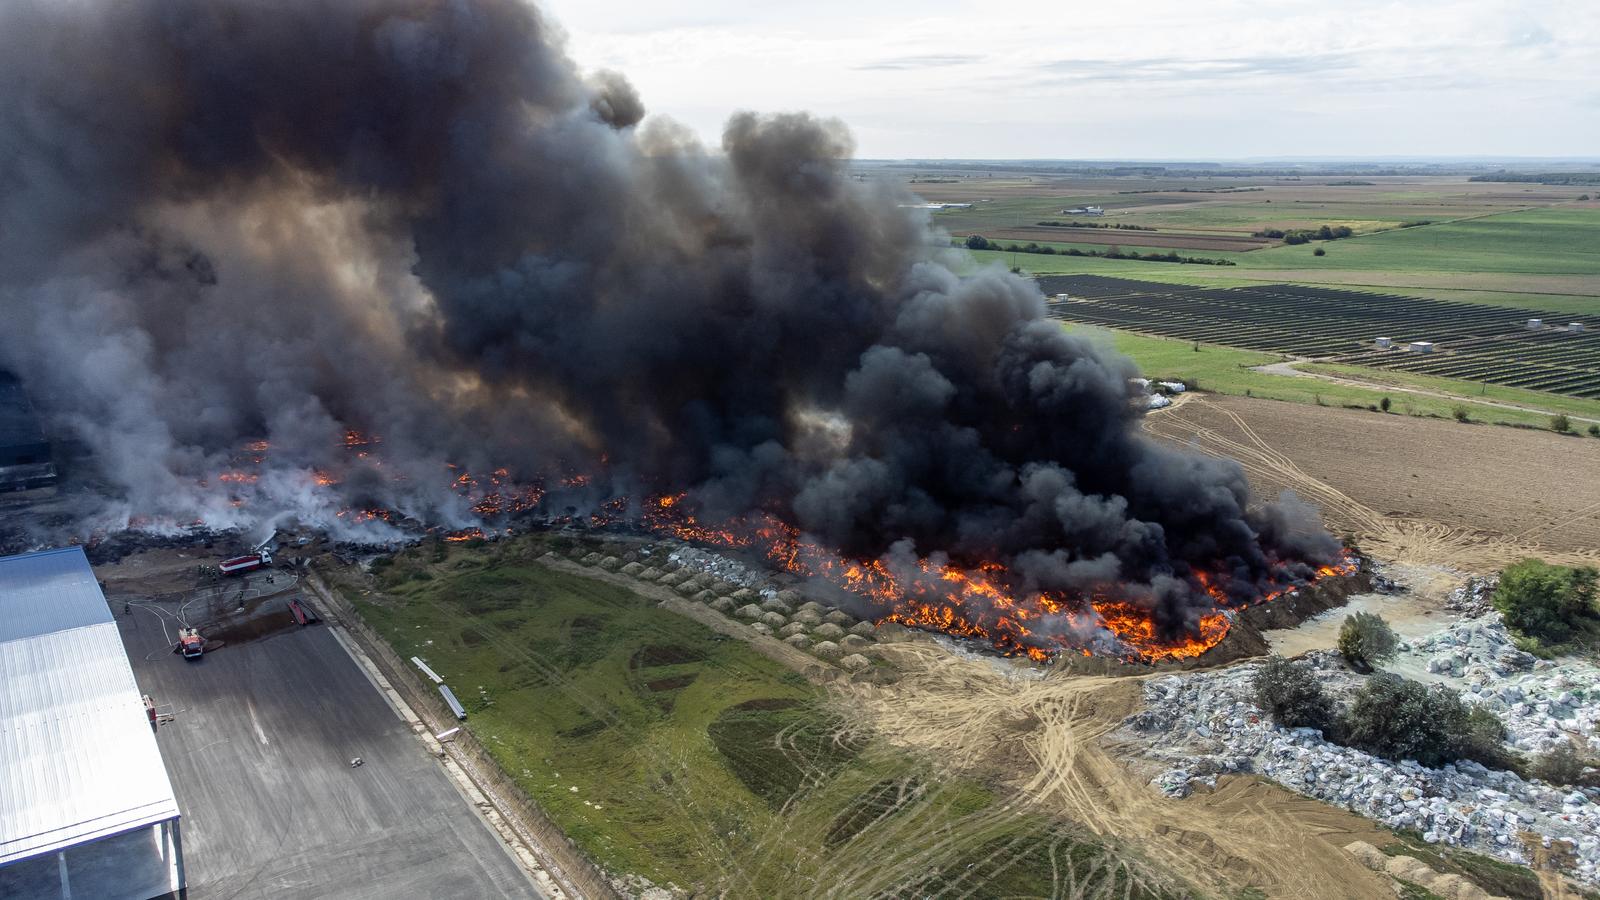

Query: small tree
left=1343, top=675, right=1507, bottom=768
left=1312, top=246, right=1327, bottom=257
left=1530, top=742, right=1585, bottom=786
left=1452, top=405, right=1470, bottom=423
left=1493, top=558, right=1599, bottom=645
left=1252, top=656, right=1335, bottom=731
left=964, top=234, right=991, bottom=251
left=1380, top=396, right=1391, bottom=413
left=1338, top=611, right=1399, bottom=671
left=1588, top=423, right=1600, bottom=437
left=1551, top=414, right=1571, bottom=433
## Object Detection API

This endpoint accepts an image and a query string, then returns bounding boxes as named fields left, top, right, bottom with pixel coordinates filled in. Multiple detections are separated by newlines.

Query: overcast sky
left=538, top=0, right=1599, bottom=160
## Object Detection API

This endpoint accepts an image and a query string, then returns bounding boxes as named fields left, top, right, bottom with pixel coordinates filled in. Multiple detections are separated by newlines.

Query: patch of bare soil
left=1145, top=394, right=1600, bottom=571
left=1267, top=562, right=1460, bottom=658
left=838, top=644, right=1394, bottom=898
left=982, top=226, right=1271, bottom=251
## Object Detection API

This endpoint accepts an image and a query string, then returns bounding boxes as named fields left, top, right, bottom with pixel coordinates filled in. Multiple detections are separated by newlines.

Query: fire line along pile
left=1119, top=608, right=1600, bottom=885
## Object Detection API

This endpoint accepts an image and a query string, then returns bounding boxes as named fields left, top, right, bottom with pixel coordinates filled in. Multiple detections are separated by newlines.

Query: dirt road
left=1145, top=394, right=1600, bottom=570
left=839, top=645, right=1394, bottom=899
left=1251, top=360, right=1600, bottom=425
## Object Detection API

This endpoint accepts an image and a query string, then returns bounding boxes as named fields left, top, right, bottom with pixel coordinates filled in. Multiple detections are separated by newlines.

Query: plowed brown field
left=1145, top=394, right=1600, bottom=569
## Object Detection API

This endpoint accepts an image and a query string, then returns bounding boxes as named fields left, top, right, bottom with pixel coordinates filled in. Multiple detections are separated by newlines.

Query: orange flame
left=641, top=498, right=1357, bottom=663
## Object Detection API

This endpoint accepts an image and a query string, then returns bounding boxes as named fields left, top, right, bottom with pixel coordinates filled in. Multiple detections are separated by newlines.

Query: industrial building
left=0, top=372, right=56, bottom=491
left=0, top=547, right=184, bottom=900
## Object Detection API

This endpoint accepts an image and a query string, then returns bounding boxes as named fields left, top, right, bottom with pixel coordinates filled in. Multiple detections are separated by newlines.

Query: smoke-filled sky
left=0, top=0, right=1339, bottom=638
left=542, top=0, right=1600, bottom=159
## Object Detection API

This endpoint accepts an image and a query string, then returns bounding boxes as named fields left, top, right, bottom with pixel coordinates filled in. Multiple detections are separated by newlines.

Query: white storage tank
left=1375, top=336, right=1392, bottom=349
left=1570, top=322, right=1585, bottom=333
left=1527, top=318, right=1543, bottom=330
left=1407, top=341, right=1435, bottom=353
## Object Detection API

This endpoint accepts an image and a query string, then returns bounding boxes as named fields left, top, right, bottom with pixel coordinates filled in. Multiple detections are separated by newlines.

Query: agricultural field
left=910, top=170, right=1600, bottom=318
left=1063, top=326, right=1600, bottom=429
left=1045, top=274, right=1600, bottom=401
left=1143, top=393, right=1600, bottom=565
left=340, top=537, right=1181, bottom=899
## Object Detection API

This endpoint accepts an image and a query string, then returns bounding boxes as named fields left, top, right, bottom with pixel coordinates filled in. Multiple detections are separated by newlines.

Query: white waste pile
left=663, top=545, right=765, bottom=588
left=1120, top=629, right=1600, bottom=884
left=1444, top=576, right=1497, bottom=617
left=1400, top=614, right=1600, bottom=755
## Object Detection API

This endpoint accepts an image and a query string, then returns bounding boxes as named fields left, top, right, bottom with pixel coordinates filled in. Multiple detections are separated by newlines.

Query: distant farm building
left=1063, top=206, right=1105, bottom=216
left=1408, top=341, right=1436, bottom=353
left=0, top=547, right=185, bottom=899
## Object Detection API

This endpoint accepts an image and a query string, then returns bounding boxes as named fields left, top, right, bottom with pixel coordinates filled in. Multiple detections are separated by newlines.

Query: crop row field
left=1042, top=274, right=1600, bottom=399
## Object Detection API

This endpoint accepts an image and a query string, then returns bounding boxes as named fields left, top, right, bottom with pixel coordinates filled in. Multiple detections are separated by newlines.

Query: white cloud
left=536, top=0, right=1600, bottom=158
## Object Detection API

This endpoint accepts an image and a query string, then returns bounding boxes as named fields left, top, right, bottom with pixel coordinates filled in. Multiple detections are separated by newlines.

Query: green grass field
left=1068, top=326, right=1600, bottom=428
left=961, top=247, right=1600, bottom=317
left=938, top=176, right=1600, bottom=320
left=1232, top=209, right=1600, bottom=276
left=341, top=538, right=1183, bottom=898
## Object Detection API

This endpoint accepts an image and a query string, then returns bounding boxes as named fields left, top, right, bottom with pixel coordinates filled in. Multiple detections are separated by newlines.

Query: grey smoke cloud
left=0, top=0, right=1339, bottom=634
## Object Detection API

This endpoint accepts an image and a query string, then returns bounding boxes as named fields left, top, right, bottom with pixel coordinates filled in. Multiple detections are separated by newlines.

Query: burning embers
left=642, top=496, right=1358, bottom=664
left=184, top=434, right=1355, bottom=664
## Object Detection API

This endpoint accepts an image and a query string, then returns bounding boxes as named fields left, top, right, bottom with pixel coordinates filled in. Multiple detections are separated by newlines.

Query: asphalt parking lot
left=117, top=591, right=543, bottom=899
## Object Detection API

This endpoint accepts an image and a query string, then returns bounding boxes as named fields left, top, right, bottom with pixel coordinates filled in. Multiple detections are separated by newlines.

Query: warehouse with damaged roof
left=0, top=547, right=184, bottom=900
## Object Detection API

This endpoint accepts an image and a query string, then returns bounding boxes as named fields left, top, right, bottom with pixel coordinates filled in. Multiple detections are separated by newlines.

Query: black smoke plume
left=0, top=0, right=1339, bottom=637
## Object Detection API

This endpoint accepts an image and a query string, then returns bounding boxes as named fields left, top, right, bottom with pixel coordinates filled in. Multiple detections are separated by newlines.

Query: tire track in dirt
left=836, top=644, right=1395, bottom=899
left=1145, top=396, right=1600, bottom=572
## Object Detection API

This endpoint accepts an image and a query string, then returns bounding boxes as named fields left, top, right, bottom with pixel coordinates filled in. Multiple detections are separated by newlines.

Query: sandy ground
left=1267, top=562, right=1461, bottom=657
left=836, top=645, right=1395, bottom=899
left=1145, top=394, right=1600, bottom=571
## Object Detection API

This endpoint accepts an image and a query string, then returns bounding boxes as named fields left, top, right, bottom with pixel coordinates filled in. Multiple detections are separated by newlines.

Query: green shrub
left=1252, top=656, right=1335, bottom=731
left=1588, top=424, right=1600, bottom=437
left=1338, top=611, right=1399, bottom=671
left=1312, top=246, right=1326, bottom=257
left=1380, top=396, right=1391, bottom=413
left=1342, top=675, right=1507, bottom=768
left=1452, top=405, right=1470, bottom=423
left=1530, top=742, right=1585, bottom=787
left=1492, top=558, right=1599, bottom=644
left=1552, top=414, right=1572, bottom=433
left=1344, top=672, right=1504, bottom=762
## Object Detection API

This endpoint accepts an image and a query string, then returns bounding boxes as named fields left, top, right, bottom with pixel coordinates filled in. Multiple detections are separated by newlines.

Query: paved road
left=118, top=604, right=543, bottom=899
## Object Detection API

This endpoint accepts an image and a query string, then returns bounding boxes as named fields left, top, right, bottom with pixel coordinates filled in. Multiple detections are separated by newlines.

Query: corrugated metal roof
left=0, top=547, right=180, bottom=866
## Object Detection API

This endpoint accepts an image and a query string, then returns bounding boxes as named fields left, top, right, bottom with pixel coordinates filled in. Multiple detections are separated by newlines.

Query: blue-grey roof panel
left=0, top=547, right=112, bottom=645
left=0, top=547, right=180, bottom=866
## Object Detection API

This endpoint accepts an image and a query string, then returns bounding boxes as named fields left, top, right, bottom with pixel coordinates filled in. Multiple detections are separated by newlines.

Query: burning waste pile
left=2, top=0, right=1346, bottom=663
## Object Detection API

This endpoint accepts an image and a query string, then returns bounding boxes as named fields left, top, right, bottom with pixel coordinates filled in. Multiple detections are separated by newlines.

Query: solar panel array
left=1040, top=275, right=1600, bottom=399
